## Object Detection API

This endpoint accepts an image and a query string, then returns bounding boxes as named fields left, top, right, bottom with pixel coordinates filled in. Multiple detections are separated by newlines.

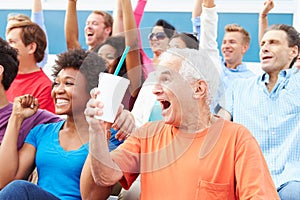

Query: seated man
left=83, top=47, right=279, bottom=199
left=218, top=23, right=300, bottom=199
left=0, top=37, right=61, bottom=150
left=5, top=21, right=55, bottom=113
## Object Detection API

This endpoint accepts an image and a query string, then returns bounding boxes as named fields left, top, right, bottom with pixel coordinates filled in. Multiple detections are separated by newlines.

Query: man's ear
left=193, top=80, right=207, bottom=99
left=242, top=43, right=250, bottom=55
left=104, top=27, right=112, bottom=36
left=27, top=42, right=37, bottom=55
left=289, top=45, right=298, bottom=60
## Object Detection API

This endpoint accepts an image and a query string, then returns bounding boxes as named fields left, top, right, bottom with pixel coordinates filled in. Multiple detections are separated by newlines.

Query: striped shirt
left=221, top=67, right=300, bottom=188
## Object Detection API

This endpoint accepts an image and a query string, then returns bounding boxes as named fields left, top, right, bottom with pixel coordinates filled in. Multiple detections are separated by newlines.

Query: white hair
left=160, top=48, right=221, bottom=106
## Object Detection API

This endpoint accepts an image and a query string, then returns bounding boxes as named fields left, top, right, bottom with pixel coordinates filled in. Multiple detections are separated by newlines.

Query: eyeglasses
left=148, top=32, right=167, bottom=41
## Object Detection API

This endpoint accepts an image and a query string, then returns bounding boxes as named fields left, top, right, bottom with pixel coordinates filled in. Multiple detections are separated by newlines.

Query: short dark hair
left=53, top=48, right=107, bottom=92
left=265, top=24, right=300, bottom=68
left=96, top=35, right=144, bottom=79
left=171, top=32, right=199, bottom=49
left=96, top=36, right=126, bottom=74
left=0, top=37, right=19, bottom=90
left=154, top=19, right=176, bottom=39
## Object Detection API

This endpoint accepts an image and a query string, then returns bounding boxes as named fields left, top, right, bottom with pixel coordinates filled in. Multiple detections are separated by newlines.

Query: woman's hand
left=11, top=94, right=39, bottom=120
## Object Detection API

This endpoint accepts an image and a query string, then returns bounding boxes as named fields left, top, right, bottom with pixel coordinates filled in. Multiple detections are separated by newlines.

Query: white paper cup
left=95, top=72, right=130, bottom=123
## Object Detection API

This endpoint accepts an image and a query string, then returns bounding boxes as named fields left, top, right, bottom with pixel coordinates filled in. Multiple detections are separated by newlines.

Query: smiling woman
left=0, top=48, right=111, bottom=200
left=149, top=19, right=176, bottom=65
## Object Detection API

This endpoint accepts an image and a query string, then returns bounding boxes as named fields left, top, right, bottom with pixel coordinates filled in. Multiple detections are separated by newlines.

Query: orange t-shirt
left=111, top=119, right=279, bottom=200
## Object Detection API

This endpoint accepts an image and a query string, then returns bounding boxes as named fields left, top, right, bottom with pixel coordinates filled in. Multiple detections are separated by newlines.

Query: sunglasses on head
left=148, top=32, right=167, bottom=41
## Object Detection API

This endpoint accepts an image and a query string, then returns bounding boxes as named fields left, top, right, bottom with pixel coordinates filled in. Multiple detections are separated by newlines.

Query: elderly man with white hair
left=82, top=48, right=279, bottom=199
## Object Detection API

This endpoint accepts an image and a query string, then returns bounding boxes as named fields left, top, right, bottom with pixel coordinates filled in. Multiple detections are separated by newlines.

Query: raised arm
left=200, top=0, right=217, bottom=51
left=200, top=0, right=222, bottom=74
left=122, top=0, right=142, bottom=98
left=134, top=0, right=147, bottom=27
left=113, top=0, right=147, bottom=35
left=31, top=0, right=48, bottom=68
left=84, top=91, right=124, bottom=187
left=65, top=0, right=81, bottom=49
left=192, top=0, right=203, bottom=18
left=191, top=0, right=203, bottom=40
left=81, top=87, right=138, bottom=197
left=80, top=156, right=111, bottom=200
left=112, top=0, right=123, bottom=35
left=0, top=95, right=38, bottom=189
left=31, top=0, right=46, bottom=35
left=258, top=0, right=274, bottom=43
left=133, top=0, right=153, bottom=79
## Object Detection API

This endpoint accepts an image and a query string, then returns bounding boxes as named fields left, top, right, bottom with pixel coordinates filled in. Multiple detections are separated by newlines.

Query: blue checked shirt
left=220, top=67, right=300, bottom=188
left=220, top=59, right=255, bottom=91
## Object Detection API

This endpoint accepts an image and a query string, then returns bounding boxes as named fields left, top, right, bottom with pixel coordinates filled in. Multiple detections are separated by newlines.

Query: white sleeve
left=200, top=5, right=222, bottom=76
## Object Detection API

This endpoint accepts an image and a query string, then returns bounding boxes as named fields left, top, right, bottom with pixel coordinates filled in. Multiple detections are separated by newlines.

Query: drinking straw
left=114, top=46, right=130, bottom=76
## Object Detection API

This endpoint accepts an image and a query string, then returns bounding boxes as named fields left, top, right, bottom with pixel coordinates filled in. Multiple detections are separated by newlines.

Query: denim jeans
left=0, top=180, right=59, bottom=200
left=277, top=181, right=300, bottom=200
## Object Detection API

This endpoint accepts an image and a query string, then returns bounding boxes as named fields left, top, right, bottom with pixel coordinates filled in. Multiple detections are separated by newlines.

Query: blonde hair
left=225, top=24, right=250, bottom=45
left=7, top=13, right=31, bottom=30
left=7, top=13, right=31, bottom=22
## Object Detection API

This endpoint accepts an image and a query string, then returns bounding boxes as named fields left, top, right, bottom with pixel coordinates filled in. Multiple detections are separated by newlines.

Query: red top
left=6, top=69, right=55, bottom=113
